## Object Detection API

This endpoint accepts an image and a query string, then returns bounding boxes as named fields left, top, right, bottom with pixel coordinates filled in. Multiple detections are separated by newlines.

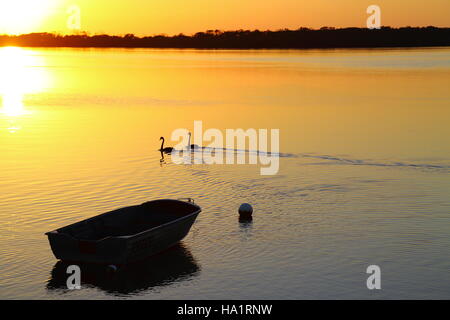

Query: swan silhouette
left=187, top=132, right=200, bottom=150
left=159, top=137, right=173, bottom=154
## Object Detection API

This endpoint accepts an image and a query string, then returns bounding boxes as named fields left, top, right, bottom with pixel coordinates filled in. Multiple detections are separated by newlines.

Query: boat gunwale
left=45, top=199, right=201, bottom=242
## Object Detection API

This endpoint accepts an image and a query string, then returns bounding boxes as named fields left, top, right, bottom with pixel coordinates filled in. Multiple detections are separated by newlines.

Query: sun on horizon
left=0, top=0, right=57, bottom=35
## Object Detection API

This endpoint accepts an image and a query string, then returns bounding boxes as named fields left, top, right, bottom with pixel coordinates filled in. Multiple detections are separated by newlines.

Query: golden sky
left=0, top=0, right=449, bottom=35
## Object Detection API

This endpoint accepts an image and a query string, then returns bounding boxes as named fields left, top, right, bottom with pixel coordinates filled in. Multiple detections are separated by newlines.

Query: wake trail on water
left=168, top=147, right=450, bottom=171
left=299, top=154, right=450, bottom=171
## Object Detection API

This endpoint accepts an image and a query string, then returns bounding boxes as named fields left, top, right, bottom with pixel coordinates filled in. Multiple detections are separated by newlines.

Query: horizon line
left=2, top=26, right=449, bottom=50
left=1, top=25, right=450, bottom=38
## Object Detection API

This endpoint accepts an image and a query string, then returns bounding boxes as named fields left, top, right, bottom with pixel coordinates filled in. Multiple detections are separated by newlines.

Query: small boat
left=45, top=199, right=201, bottom=265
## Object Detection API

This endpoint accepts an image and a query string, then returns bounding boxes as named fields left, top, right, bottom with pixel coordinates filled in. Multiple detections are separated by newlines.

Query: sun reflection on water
left=0, top=47, right=49, bottom=118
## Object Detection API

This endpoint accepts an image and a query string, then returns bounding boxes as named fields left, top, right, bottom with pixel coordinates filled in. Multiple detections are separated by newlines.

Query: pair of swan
left=159, top=133, right=198, bottom=154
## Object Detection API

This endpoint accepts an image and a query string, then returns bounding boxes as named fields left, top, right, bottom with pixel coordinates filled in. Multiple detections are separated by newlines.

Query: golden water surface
left=0, top=47, right=449, bottom=299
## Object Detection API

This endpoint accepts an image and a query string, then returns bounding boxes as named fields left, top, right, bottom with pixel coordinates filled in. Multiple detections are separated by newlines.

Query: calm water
left=0, top=47, right=449, bottom=299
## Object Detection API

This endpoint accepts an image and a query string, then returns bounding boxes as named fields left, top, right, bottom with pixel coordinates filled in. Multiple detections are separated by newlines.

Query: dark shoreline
left=1, top=27, right=450, bottom=49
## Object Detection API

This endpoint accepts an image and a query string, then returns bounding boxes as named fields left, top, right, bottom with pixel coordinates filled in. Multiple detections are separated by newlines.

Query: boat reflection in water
left=46, top=244, right=200, bottom=296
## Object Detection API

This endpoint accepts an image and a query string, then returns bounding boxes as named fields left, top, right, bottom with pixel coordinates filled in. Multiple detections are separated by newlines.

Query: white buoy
left=239, top=203, right=253, bottom=219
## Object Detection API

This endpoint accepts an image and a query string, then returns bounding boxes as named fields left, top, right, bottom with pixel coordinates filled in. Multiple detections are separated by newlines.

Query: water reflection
left=46, top=244, right=200, bottom=296
left=3, top=119, right=21, bottom=133
left=159, top=151, right=166, bottom=166
left=239, top=218, right=253, bottom=241
left=0, top=47, right=49, bottom=118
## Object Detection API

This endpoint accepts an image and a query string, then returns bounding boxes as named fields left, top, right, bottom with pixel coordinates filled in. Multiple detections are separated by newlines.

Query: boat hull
left=46, top=199, right=200, bottom=265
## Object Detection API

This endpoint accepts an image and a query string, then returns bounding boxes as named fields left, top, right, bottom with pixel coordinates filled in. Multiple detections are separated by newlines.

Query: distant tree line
left=1, top=27, right=449, bottom=49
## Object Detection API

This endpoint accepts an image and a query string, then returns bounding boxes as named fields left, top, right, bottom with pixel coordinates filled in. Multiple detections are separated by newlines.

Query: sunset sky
left=0, top=0, right=449, bottom=35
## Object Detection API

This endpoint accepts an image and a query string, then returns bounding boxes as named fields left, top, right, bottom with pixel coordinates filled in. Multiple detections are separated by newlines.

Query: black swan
left=159, top=137, right=173, bottom=153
